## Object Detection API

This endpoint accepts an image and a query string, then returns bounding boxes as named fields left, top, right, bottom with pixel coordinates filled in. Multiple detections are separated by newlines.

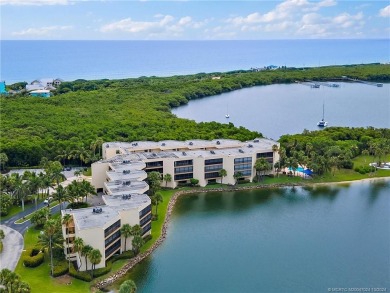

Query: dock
left=342, top=76, right=383, bottom=87
left=306, top=80, right=340, bottom=88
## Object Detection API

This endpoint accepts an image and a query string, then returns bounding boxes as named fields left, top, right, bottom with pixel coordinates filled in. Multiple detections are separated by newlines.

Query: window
left=174, top=173, right=193, bottom=180
left=174, top=160, right=193, bottom=167
left=105, top=239, right=121, bottom=257
left=234, top=157, right=252, bottom=164
left=142, top=223, right=151, bottom=235
left=104, top=220, right=121, bottom=238
left=234, top=164, right=252, bottom=171
left=256, top=152, right=273, bottom=158
left=205, top=164, right=223, bottom=172
left=139, top=204, right=151, bottom=218
left=146, top=161, right=163, bottom=168
left=105, top=230, right=121, bottom=247
left=140, top=213, right=152, bottom=227
left=205, top=158, right=223, bottom=165
left=205, top=172, right=220, bottom=179
left=174, top=166, right=193, bottom=174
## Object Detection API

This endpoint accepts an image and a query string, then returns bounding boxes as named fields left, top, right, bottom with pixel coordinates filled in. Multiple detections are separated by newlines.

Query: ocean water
left=1, top=39, right=389, bottom=83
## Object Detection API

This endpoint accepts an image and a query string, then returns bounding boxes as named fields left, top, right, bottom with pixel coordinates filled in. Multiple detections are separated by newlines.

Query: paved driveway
left=0, top=225, right=24, bottom=271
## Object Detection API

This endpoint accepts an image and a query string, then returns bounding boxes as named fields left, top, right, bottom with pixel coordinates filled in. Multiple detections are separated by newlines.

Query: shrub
left=111, top=250, right=134, bottom=261
left=92, top=261, right=112, bottom=278
left=143, top=234, right=152, bottom=243
left=66, top=202, right=89, bottom=209
left=190, top=178, right=199, bottom=186
left=52, top=261, right=69, bottom=277
left=23, top=248, right=44, bottom=267
left=69, top=265, right=92, bottom=282
left=238, top=179, right=250, bottom=184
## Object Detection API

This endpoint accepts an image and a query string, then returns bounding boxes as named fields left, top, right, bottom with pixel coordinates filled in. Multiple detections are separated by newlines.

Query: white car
left=43, top=197, right=53, bottom=204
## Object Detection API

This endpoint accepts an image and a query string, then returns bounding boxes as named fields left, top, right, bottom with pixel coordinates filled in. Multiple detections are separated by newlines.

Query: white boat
left=225, top=104, right=230, bottom=118
left=317, top=102, right=328, bottom=127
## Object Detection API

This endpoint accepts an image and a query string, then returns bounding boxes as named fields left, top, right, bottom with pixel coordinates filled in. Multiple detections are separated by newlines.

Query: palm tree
left=0, top=152, right=8, bottom=171
left=11, top=173, right=29, bottom=211
left=38, top=219, right=62, bottom=276
left=53, top=185, right=67, bottom=210
left=131, top=235, right=144, bottom=255
left=218, top=168, right=227, bottom=186
left=233, top=171, right=243, bottom=185
left=119, top=279, right=137, bottom=293
left=254, top=158, right=271, bottom=181
left=0, top=268, right=31, bottom=293
left=73, top=237, right=84, bottom=269
left=46, top=161, right=65, bottom=188
left=121, top=224, right=132, bottom=252
left=62, top=213, right=73, bottom=271
left=88, top=249, right=102, bottom=278
left=81, top=245, right=93, bottom=272
left=131, top=224, right=142, bottom=237
left=163, top=173, right=172, bottom=188
left=152, top=192, right=163, bottom=216
left=80, top=180, right=96, bottom=203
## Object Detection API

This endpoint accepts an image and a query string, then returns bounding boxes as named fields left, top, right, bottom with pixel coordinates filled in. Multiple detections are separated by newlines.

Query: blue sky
left=1, top=0, right=389, bottom=40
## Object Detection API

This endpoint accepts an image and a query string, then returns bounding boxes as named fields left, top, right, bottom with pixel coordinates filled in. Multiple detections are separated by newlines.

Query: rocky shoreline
left=93, top=183, right=301, bottom=290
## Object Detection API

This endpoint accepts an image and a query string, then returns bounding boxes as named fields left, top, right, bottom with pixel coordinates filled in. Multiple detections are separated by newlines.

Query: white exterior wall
left=162, top=158, right=176, bottom=188
left=193, top=156, right=206, bottom=186
left=75, top=226, right=106, bottom=271
left=91, top=162, right=109, bottom=190
left=223, top=155, right=237, bottom=185
left=103, top=147, right=120, bottom=160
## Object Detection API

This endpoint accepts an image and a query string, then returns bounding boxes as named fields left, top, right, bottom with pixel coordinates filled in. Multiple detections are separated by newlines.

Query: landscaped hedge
left=92, top=261, right=112, bottom=278
left=143, top=234, right=152, bottom=243
left=52, top=261, right=69, bottom=277
left=23, top=248, right=44, bottom=267
left=111, top=250, right=134, bottom=261
left=69, top=265, right=92, bottom=282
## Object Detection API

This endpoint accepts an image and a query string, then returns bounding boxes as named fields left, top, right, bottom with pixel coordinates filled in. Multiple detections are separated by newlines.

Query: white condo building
left=63, top=137, right=278, bottom=272
left=92, top=138, right=279, bottom=190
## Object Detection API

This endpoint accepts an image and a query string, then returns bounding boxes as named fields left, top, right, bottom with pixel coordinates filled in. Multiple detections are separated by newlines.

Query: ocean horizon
left=1, top=39, right=389, bottom=84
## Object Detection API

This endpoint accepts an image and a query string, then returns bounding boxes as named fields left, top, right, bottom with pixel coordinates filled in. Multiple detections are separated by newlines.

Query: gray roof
left=102, top=193, right=150, bottom=209
left=63, top=206, right=119, bottom=230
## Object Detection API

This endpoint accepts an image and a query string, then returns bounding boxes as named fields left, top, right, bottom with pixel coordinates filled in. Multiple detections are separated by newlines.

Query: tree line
left=1, top=64, right=389, bottom=167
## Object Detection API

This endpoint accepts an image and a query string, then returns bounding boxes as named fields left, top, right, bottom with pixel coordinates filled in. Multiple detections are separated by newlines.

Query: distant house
left=26, top=78, right=62, bottom=91
left=211, top=76, right=221, bottom=80
left=30, top=89, right=50, bottom=98
left=0, top=81, right=7, bottom=95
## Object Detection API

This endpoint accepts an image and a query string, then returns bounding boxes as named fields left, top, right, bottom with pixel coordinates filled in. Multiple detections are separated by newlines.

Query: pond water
left=172, top=82, right=390, bottom=139
left=118, top=179, right=390, bottom=293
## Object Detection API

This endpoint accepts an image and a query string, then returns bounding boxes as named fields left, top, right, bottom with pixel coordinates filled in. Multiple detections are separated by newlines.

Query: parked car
left=63, top=167, right=71, bottom=171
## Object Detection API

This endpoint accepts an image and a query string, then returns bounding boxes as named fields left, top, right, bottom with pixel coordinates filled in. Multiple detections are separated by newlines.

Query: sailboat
left=225, top=104, right=230, bottom=118
left=317, top=102, right=328, bottom=127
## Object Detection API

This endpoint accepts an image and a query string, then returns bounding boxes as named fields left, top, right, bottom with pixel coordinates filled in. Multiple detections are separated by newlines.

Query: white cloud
left=0, top=0, right=69, bottom=5
left=12, top=25, right=72, bottom=36
left=100, top=15, right=205, bottom=38
left=379, top=5, right=390, bottom=17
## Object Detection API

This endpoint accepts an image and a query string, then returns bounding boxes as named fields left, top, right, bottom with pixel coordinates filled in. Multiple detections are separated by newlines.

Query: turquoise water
left=1, top=39, right=389, bottom=83
left=121, top=179, right=390, bottom=293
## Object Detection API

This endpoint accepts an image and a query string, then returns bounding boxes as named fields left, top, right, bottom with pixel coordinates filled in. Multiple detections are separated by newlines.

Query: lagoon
left=172, top=82, right=390, bottom=139
left=124, top=179, right=390, bottom=293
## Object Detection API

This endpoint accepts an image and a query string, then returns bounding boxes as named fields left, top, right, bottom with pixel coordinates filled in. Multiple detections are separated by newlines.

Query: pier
left=295, top=81, right=320, bottom=88
left=342, top=76, right=383, bottom=87
left=306, top=80, right=340, bottom=88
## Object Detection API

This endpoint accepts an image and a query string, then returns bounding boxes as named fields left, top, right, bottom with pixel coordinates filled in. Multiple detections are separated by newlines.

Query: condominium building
left=61, top=156, right=152, bottom=271
left=92, top=138, right=279, bottom=190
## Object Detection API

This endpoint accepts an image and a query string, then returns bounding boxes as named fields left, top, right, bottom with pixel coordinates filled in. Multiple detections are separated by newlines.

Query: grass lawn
left=0, top=201, right=37, bottom=222
left=15, top=227, right=91, bottom=293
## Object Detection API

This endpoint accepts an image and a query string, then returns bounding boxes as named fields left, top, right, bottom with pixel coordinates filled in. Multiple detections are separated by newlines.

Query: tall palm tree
left=38, top=219, right=62, bottom=276
left=218, top=168, right=227, bottom=186
left=62, top=213, right=73, bottom=271
left=131, top=235, right=144, bottom=255
left=73, top=237, right=84, bottom=269
left=53, top=185, right=67, bottom=210
left=46, top=161, right=65, bottom=188
left=81, top=245, right=93, bottom=272
left=121, top=224, right=133, bottom=252
left=88, top=249, right=102, bottom=278
left=233, top=171, right=243, bottom=185
left=163, top=173, right=172, bottom=188
left=152, top=192, right=163, bottom=216
left=11, top=173, right=29, bottom=211
left=80, top=180, right=96, bottom=203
